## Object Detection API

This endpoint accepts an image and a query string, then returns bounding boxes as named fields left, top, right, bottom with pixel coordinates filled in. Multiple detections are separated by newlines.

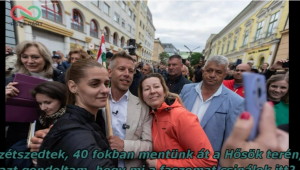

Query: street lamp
left=184, top=45, right=201, bottom=63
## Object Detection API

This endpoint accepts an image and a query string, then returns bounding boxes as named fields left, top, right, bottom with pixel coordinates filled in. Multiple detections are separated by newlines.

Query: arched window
left=104, top=27, right=110, bottom=42
left=41, top=0, right=62, bottom=23
left=113, top=32, right=118, bottom=46
left=90, top=20, right=98, bottom=38
left=72, top=9, right=83, bottom=32
left=121, top=37, right=125, bottom=47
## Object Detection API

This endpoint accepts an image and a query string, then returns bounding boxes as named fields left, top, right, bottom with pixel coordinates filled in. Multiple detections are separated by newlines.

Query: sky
left=147, top=0, right=252, bottom=53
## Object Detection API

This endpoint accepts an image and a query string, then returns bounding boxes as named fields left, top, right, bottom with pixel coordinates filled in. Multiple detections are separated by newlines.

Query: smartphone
left=27, top=120, right=36, bottom=148
left=182, top=59, right=186, bottom=65
left=242, top=72, right=267, bottom=141
left=8, top=68, right=14, bottom=70
left=282, top=61, right=289, bottom=68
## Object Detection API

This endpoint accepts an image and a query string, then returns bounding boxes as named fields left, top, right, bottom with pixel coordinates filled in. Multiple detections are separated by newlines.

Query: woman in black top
left=37, top=59, right=117, bottom=168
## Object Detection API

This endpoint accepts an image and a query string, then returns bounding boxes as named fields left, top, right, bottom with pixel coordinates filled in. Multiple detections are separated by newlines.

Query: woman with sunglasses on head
left=138, top=73, right=218, bottom=169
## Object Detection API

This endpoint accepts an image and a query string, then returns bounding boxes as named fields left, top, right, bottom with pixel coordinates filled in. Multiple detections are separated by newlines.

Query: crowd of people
left=5, top=40, right=289, bottom=169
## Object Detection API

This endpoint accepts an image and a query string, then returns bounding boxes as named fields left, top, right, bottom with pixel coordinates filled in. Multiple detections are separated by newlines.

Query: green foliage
left=159, top=52, right=169, bottom=64
left=190, top=52, right=202, bottom=66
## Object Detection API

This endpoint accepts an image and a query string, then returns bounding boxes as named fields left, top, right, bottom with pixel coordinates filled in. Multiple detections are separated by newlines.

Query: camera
left=123, top=39, right=137, bottom=55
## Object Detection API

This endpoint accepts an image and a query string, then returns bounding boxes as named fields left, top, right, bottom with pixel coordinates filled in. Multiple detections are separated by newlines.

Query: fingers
left=256, top=102, right=277, bottom=145
left=226, top=111, right=254, bottom=146
left=34, top=128, right=49, bottom=139
left=276, top=129, right=289, bottom=151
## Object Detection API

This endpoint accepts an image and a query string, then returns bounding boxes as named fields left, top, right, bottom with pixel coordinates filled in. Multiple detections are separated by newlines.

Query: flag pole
left=99, top=34, right=113, bottom=136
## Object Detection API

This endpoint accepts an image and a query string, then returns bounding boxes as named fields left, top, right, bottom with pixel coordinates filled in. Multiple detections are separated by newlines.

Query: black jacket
left=129, top=69, right=144, bottom=97
left=166, top=74, right=191, bottom=94
left=37, top=105, right=117, bottom=168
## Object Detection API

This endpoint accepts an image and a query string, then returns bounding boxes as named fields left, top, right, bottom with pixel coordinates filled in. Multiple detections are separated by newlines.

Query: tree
left=159, top=52, right=169, bottom=64
left=190, top=52, right=202, bottom=66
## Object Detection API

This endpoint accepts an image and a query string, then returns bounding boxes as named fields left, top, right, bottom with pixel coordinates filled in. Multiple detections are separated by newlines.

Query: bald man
left=223, top=63, right=251, bottom=98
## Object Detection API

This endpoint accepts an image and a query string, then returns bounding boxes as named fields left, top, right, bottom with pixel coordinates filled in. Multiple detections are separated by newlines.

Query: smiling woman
left=137, top=73, right=218, bottom=168
left=37, top=59, right=117, bottom=169
left=266, top=74, right=289, bottom=126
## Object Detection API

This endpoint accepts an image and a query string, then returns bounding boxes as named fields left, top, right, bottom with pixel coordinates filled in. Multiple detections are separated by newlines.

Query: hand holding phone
left=242, top=72, right=267, bottom=141
left=282, top=60, right=289, bottom=68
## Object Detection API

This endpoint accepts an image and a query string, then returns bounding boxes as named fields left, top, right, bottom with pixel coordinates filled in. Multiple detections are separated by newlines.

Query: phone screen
left=282, top=61, right=289, bottom=68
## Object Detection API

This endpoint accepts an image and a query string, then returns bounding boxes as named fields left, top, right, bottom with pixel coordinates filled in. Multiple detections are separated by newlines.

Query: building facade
left=153, top=38, right=164, bottom=62
left=274, top=13, right=288, bottom=62
left=6, top=0, right=17, bottom=48
left=143, top=6, right=156, bottom=63
left=12, top=0, right=154, bottom=59
left=162, top=43, right=180, bottom=57
left=204, top=34, right=217, bottom=60
left=209, top=0, right=288, bottom=68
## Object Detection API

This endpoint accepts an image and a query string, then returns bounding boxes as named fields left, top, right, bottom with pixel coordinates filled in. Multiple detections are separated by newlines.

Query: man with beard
left=5, top=45, right=17, bottom=77
left=179, top=55, right=244, bottom=166
left=129, top=52, right=144, bottom=97
left=223, top=63, right=251, bottom=98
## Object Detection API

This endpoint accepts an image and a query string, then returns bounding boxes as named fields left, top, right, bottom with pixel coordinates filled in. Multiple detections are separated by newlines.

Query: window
left=133, top=14, right=136, bottom=22
left=91, top=0, right=98, bottom=6
left=226, top=41, right=230, bottom=53
left=115, top=0, right=119, bottom=3
left=128, top=9, right=132, bottom=18
left=266, top=12, right=279, bottom=37
left=104, top=3, right=109, bottom=15
left=104, top=27, right=110, bottom=42
left=71, top=10, right=83, bottom=32
left=90, top=20, right=98, bottom=38
left=132, top=0, right=137, bottom=7
left=233, top=39, right=237, bottom=50
left=121, top=37, right=125, bottom=47
left=140, top=20, right=142, bottom=26
left=217, top=48, right=219, bottom=55
left=139, top=32, right=141, bottom=39
left=255, top=20, right=264, bottom=41
left=122, top=19, right=125, bottom=28
left=221, top=44, right=224, bottom=55
left=113, top=33, right=118, bottom=46
left=143, top=24, right=144, bottom=30
left=128, top=24, right=131, bottom=32
left=132, top=28, right=135, bottom=35
left=243, top=30, right=250, bottom=46
left=41, top=0, right=62, bottom=23
left=114, top=13, right=119, bottom=23
left=122, top=1, right=126, bottom=10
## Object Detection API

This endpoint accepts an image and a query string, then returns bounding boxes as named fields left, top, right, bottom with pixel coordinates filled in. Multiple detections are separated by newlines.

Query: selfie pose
left=138, top=73, right=218, bottom=168
left=37, top=59, right=117, bottom=168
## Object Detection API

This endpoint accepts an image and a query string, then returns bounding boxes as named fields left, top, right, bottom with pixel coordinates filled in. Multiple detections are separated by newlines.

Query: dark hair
left=68, top=48, right=91, bottom=63
left=65, top=59, right=105, bottom=104
left=264, top=62, right=269, bottom=67
left=109, top=50, right=134, bottom=69
left=266, top=74, right=289, bottom=104
left=129, top=52, right=138, bottom=61
left=106, top=52, right=114, bottom=59
left=138, top=73, right=183, bottom=106
left=160, top=61, right=166, bottom=65
left=31, top=81, right=67, bottom=109
left=169, top=54, right=182, bottom=61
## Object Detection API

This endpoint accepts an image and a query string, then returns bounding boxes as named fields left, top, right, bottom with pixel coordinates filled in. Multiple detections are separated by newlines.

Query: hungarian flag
left=97, top=34, right=107, bottom=67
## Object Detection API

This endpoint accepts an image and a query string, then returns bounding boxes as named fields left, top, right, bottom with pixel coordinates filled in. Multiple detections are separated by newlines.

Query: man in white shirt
left=179, top=55, right=244, bottom=155
left=104, top=51, right=153, bottom=168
